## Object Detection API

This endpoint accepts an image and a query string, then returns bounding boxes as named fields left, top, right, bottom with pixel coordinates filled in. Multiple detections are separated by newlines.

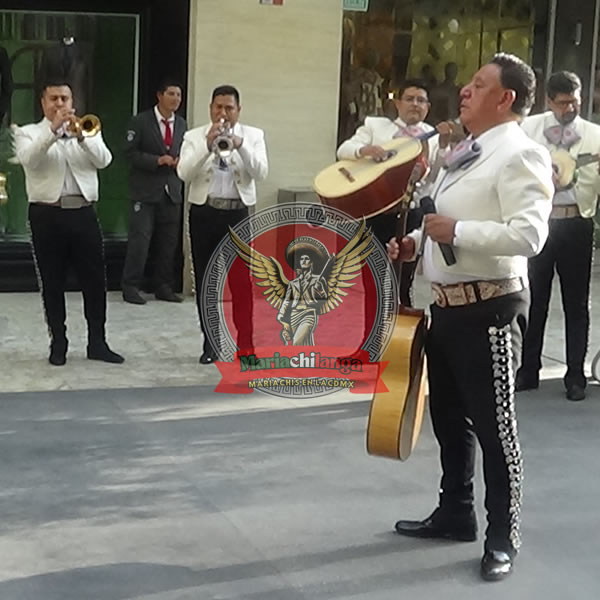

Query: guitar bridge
left=338, top=167, right=355, bottom=182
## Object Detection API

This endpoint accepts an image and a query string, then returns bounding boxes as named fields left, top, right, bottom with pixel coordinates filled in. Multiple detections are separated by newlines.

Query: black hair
left=211, top=85, right=240, bottom=105
left=490, top=53, right=536, bottom=117
left=397, top=79, right=430, bottom=99
left=546, top=71, right=582, bottom=100
left=40, top=81, right=72, bottom=97
left=157, top=78, right=182, bottom=94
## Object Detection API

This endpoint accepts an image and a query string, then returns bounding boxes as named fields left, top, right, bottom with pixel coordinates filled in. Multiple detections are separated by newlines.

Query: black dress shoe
left=199, top=349, right=217, bottom=364
left=87, top=342, right=125, bottom=364
left=123, top=289, right=147, bottom=305
left=480, top=550, right=513, bottom=581
left=394, top=508, right=477, bottom=542
left=566, top=384, right=585, bottom=401
left=49, top=347, right=67, bottom=366
left=155, top=288, right=183, bottom=303
left=515, top=371, right=539, bottom=392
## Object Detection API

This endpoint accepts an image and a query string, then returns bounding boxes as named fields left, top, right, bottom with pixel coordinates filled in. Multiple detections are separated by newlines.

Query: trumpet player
left=177, top=85, right=268, bottom=364
left=12, top=81, right=124, bottom=366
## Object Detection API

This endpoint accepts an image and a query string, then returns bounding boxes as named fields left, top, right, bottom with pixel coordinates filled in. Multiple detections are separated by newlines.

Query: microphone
left=420, top=196, right=457, bottom=266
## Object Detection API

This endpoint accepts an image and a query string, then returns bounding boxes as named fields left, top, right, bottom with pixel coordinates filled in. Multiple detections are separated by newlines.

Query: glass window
left=0, top=10, right=138, bottom=241
left=339, top=0, right=546, bottom=142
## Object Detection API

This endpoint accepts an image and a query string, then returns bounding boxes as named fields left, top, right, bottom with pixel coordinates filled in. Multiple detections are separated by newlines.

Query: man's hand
left=231, top=135, right=243, bottom=150
left=359, top=145, right=388, bottom=161
left=436, top=121, right=455, bottom=149
left=206, top=121, right=224, bottom=149
left=158, top=155, right=177, bottom=167
left=51, top=107, right=75, bottom=135
left=424, top=214, right=457, bottom=244
left=386, top=236, right=416, bottom=261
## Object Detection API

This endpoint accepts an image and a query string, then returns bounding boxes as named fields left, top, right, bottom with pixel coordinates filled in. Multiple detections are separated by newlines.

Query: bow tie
left=394, top=124, right=424, bottom=138
left=543, top=125, right=581, bottom=149
left=443, top=138, right=482, bottom=172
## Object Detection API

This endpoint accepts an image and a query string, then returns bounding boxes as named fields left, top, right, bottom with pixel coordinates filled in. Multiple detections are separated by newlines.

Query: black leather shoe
left=515, top=371, right=539, bottom=392
left=394, top=508, right=477, bottom=542
left=480, top=550, right=513, bottom=581
left=49, top=342, right=67, bottom=366
left=155, top=288, right=183, bottom=303
left=199, top=349, right=217, bottom=364
left=87, top=343, right=125, bottom=364
left=123, top=289, right=147, bottom=305
left=566, top=384, right=585, bottom=401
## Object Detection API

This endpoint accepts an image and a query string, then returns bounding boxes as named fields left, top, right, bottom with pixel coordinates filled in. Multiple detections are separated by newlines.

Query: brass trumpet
left=0, top=173, right=8, bottom=206
left=66, top=114, right=101, bottom=138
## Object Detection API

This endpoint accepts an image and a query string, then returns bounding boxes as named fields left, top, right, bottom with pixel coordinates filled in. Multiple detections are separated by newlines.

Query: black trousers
left=189, top=203, right=253, bottom=353
left=519, top=216, right=594, bottom=389
left=427, top=289, right=529, bottom=554
left=121, top=193, right=181, bottom=293
left=29, top=204, right=107, bottom=343
left=366, top=208, right=422, bottom=306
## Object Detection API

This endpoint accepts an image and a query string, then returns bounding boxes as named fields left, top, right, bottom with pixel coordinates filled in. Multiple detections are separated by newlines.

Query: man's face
left=395, top=86, right=430, bottom=125
left=299, top=255, right=312, bottom=270
left=548, top=90, right=581, bottom=125
left=210, top=94, right=241, bottom=125
left=41, top=85, right=73, bottom=120
left=459, top=63, right=512, bottom=136
left=157, top=86, right=182, bottom=114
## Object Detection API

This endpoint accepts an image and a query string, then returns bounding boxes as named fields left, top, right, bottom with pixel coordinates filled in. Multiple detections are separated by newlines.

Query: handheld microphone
left=420, top=196, right=457, bottom=266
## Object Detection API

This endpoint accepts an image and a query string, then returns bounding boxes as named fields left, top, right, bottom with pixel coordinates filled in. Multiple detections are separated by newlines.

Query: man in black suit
left=122, top=80, right=187, bottom=304
left=0, top=45, right=13, bottom=126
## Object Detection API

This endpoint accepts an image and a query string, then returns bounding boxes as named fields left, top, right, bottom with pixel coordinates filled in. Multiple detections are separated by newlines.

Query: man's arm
left=337, top=121, right=374, bottom=160
left=176, top=130, right=213, bottom=182
left=236, top=128, right=268, bottom=181
left=453, top=147, right=554, bottom=257
left=77, top=133, right=112, bottom=170
left=12, top=122, right=58, bottom=169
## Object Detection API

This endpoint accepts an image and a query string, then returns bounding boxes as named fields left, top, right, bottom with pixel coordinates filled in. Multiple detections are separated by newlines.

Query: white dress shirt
left=208, top=122, right=243, bottom=200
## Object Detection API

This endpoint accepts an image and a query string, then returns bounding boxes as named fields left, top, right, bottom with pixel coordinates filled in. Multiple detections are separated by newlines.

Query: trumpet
left=212, top=118, right=234, bottom=159
left=65, top=114, right=101, bottom=138
left=0, top=173, right=8, bottom=206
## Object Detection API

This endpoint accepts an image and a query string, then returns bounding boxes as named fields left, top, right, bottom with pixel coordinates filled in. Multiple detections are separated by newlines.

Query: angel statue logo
left=202, top=203, right=398, bottom=399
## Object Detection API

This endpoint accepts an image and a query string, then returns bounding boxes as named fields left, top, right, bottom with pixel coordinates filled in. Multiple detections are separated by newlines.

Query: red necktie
left=162, top=119, right=173, bottom=149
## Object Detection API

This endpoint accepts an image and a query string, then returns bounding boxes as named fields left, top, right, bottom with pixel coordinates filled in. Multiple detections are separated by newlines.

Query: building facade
left=0, top=0, right=599, bottom=290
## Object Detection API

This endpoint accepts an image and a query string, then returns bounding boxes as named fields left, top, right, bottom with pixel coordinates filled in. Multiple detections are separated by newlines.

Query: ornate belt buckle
left=431, top=283, right=448, bottom=308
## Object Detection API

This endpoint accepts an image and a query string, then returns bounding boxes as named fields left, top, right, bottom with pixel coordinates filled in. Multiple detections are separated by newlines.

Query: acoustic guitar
left=366, top=165, right=428, bottom=461
left=551, top=148, right=600, bottom=190
left=313, top=132, right=436, bottom=219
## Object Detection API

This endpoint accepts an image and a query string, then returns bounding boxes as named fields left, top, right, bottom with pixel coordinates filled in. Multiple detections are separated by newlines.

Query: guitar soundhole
left=376, top=150, right=397, bottom=163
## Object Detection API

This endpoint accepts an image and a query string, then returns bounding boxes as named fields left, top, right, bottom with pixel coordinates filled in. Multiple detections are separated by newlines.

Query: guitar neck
left=576, top=153, right=600, bottom=168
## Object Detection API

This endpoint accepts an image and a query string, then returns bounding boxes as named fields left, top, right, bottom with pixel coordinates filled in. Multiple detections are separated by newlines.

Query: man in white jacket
left=516, top=71, right=600, bottom=401
left=13, top=82, right=124, bottom=366
left=388, top=54, right=553, bottom=581
left=337, top=79, right=450, bottom=306
left=177, top=85, right=268, bottom=364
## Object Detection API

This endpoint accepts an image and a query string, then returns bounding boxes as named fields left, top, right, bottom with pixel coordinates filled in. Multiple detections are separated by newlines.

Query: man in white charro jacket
left=177, top=85, right=268, bottom=364
left=388, top=54, right=553, bottom=582
left=516, top=71, right=600, bottom=401
left=337, top=79, right=450, bottom=306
